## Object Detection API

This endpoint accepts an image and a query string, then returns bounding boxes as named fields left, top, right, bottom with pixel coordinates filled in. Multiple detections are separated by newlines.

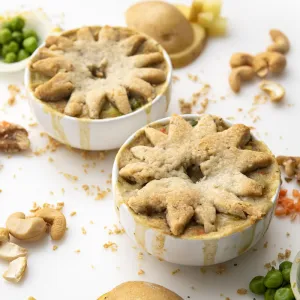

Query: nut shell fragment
left=3, top=257, right=27, bottom=283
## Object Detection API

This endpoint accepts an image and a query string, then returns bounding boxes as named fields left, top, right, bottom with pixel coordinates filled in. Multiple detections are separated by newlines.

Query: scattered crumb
left=285, top=249, right=291, bottom=259
left=56, top=202, right=64, bottom=210
left=90, top=220, right=94, bottom=224
left=48, top=157, right=54, bottom=162
left=238, top=108, right=243, bottom=112
left=200, top=267, right=207, bottom=274
left=7, top=84, right=20, bottom=106
left=95, top=190, right=108, bottom=200
left=27, top=297, right=36, bottom=300
left=108, top=224, right=125, bottom=235
left=172, top=75, right=180, bottom=83
left=237, top=288, right=247, bottom=295
left=52, top=245, right=58, bottom=251
left=179, top=98, right=192, bottom=114
left=61, top=188, right=65, bottom=194
left=138, top=252, right=143, bottom=260
left=81, top=227, right=87, bottom=235
left=264, top=263, right=271, bottom=269
left=286, top=232, right=290, bottom=237
left=62, top=173, right=78, bottom=182
left=187, top=73, right=199, bottom=82
left=215, top=264, right=226, bottom=275
left=138, top=269, right=145, bottom=275
left=264, top=241, right=268, bottom=248
left=172, top=268, right=180, bottom=275
left=28, top=122, right=38, bottom=127
left=0, top=189, right=2, bottom=193
left=103, top=241, right=118, bottom=252
left=278, top=252, right=285, bottom=260
left=74, top=249, right=81, bottom=253
left=271, top=260, right=277, bottom=266
left=70, top=211, right=77, bottom=217
left=197, top=98, right=209, bottom=114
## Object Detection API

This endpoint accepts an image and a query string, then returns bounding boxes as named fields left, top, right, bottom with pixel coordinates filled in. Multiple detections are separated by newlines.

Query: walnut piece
left=0, top=121, right=30, bottom=153
left=120, top=115, right=274, bottom=235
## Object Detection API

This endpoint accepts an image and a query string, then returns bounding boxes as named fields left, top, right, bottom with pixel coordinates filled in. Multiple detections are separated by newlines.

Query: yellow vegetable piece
left=174, top=4, right=191, bottom=20
left=202, top=0, right=222, bottom=17
left=208, top=17, right=227, bottom=36
left=197, top=12, right=215, bottom=28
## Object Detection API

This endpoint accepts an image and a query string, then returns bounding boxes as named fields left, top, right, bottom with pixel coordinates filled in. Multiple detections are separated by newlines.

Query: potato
left=174, top=4, right=191, bottom=19
left=208, top=17, right=227, bottom=36
left=197, top=12, right=215, bottom=28
left=202, top=0, right=222, bottom=17
left=126, top=1, right=194, bottom=54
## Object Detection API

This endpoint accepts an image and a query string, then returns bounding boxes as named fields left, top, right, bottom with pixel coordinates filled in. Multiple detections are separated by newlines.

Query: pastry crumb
left=138, top=269, right=145, bottom=275
left=187, top=73, right=199, bottom=82
left=264, top=241, right=268, bottom=248
left=70, top=211, right=77, bottom=216
left=52, top=245, right=58, bottom=251
left=62, top=173, right=78, bottom=182
left=179, top=98, right=192, bottom=114
left=48, top=157, right=54, bottom=162
left=264, top=263, right=272, bottom=269
left=237, top=288, right=247, bottom=295
left=285, top=249, right=291, bottom=259
left=197, top=98, right=209, bottom=114
left=103, top=241, right=118, bottom=252
left=74, top=249, right=81, bottom=253
left=108, top=224, right=125, bottom=235
left=27, top=297, right=36, bottom=300
left=172, top=75, right=180, bottom=83
left=7, top=84, right=20, bottom=106
left=81, top=227, right=87, bottom=235
left=171, top=268, right=180, bottom=275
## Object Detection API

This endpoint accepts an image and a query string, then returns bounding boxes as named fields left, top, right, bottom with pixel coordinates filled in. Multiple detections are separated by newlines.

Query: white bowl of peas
left=0, top=10, right=55, bottom=72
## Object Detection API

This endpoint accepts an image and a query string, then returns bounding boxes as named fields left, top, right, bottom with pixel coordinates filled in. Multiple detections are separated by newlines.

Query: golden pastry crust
left=118, top=115, right=280, bottom=237
left=30, top=26, right=168, bottom=119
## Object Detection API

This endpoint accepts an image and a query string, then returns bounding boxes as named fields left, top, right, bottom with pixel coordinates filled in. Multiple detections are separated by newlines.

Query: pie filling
left=117, top=115, right=280, bottom=238
left=29, top=26, right=168, bottom=119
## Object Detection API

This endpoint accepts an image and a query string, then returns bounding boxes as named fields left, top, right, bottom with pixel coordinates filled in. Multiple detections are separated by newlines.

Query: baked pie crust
left=29, top=26, right=168, bottom=119
left=117, top=115, right=280, bottom=237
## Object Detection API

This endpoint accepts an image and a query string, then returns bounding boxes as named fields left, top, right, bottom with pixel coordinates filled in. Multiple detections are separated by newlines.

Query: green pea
left=189, top=119, right=198, bottom=127
left=6, top=41, right=19, bottom=53
left=264, top=269, right=283, bottom=289
left=274, top=287, right=295, bottom=300
left=9, top=16, right=25, bottom=31
left=249, top=276, right=267, bottom=295
left=23, top=29, right=38, bottom=40
left=101, top=105, right=122, bottom=119
left=23, top=36, right=38, bottom=54
left=1, top=44, right=10, bottom=57
left=4, top=52, right=17, bottom=63
left=265, top=289, right=276, bottom=300
left=280, top=261, right=293, bottom=272
left=12, top=31, right=23, bottom=44
left=17, top=49, right=30, bottom=61
left=0, top=28, right=12, bottom=44
left=2, top=21, right=11, bottom=29
left=130, top=98, right=143, bottom=110
left=282, top=268, right=291, bottom=282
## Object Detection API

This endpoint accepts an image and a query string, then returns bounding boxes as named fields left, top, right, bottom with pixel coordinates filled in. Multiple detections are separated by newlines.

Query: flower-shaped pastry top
left=29, top=26, right=168, bottom=119
left=119, top=115, right=279, bottom=236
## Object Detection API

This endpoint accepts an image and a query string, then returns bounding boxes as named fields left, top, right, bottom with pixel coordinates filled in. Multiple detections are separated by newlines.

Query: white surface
left=0, top=0, right=300, bottom=299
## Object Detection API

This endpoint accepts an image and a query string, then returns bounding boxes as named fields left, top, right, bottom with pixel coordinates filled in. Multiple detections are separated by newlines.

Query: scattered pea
left=274, top=287, right=295, bottom=300
left=12, top=31, right=24, bottom=44
left=23, top=29, right=38, bottom=40
left=4, top=52, right=17, bottom=63
left=264, top=269, right=283, bottom=289
left=9, top=16, right=25, bottom=31
left=265, top=288, right=276, bottom=300
left=0, top=28, right=12, bottom=44
left=6, top=41, right=19, bottom=54
left=23, top=36, right=38, bottom=54
left=17, top=49, right=30, bottom=61
left=249, top=276, right=267, bottom=295
left=279, top=261, right=293, bottom=272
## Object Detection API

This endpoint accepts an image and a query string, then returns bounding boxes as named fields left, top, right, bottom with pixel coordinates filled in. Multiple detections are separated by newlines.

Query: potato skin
left=101, top=281, right=183, bottom=300
left=126, top=1, right=194, bottom=54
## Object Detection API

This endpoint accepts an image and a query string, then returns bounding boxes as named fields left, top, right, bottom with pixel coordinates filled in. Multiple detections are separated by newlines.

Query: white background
left=1, top=0, right=300, bottom=299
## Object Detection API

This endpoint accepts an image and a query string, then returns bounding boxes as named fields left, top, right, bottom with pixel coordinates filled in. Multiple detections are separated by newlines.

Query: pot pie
left=29, top=26, right=168, bottom=119
left=117, top=115, right=280, bottom=238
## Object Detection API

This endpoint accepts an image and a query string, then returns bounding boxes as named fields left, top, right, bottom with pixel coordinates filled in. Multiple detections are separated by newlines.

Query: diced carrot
left=279, top=189, right=287, bottom=197
left=293, top=189, right=300, bottom=198
left=275, top=208, right=288, bottom=216
left=160, top=128, right=166, bottom=134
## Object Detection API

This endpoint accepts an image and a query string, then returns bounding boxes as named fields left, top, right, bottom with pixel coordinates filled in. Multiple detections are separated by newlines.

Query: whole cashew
left=229, top=66, right=255, bottom=93
left=253, top=52, right=286, bottom=77
left=230, top=53, right=254, bottom=68
left=35, top=208, right=66, bottom=241
left=267, top=29, right=290, bottom=54
left=0, top=227, right=9, bottom=242
left=6, top=212, right=47, bottom=242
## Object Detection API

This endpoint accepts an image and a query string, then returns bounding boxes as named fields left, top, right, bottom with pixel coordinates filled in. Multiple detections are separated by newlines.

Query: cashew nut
left=0, top=242, right=27, bottom=262
left=229, top=66, right=255, bottom=93
left=6, top=212, right=47, bottom=242
left=230, top=52, right=254, bottom=68
left=35, top=208, right=66, bottom=240
left=267, top=29, right=290, bottom=54
left=0, top=227, right=9, bottom=242
left=253, top=52, right=286, bottom=77
left=259, top=80, right=285, bottom=102
left=3, top=256, right=27, bottom=283
left=283, top=159, right=296, bottom=177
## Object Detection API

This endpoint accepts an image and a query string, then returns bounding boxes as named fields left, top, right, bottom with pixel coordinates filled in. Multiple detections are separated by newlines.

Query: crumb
left=225, top=298, right=230, bottom=300
left=286, top=232, right=290, bottom=237
left=179, top=99, right=192, bottom=114
left=264, top=242, right=268, bottom=248
left=95, top=190, right=108, bottom=200
left=70, top=211, right=77, bottom=216
left=215, top=264, right=226, bottom=275
left=138, top=269, right=145, bottom=275
left=50, top=191, right=54, bottom=195
left=192, top=91, right=201, bottom=105
left=285, top=249, right=291, bottom=259
left=61, top=188, right=65, bottom=194
left=7, top=84, right=20, bottom=106
left=238, top=108, right=243, bottom=112
left=264, top=263, right=272, bottom=269
left=172, top=268, right=180, bottom=275
left=108, top=224, right=125, bottom=235
left=56, top=202, right=64, bottom=210
left=100, top=169, right=105, bottom=173
left=103, top=241, right=118, bottom=252
left=172, top=75, right=180, bottom=83
left=0, top=189, right=2, bottom=193
left=91, top=265, right=95, bottom=269
left=81, top=227, right=87, bottom=235
left=187, top=73, right=199, bottom=82
left=237, top=288, right=247, bottom=295
left=90, top=220, right=94, bottom=224
left=200, top=267, right=207, bottom=274
left=48, top=157, right=54, bottom=162
left=74, top=249, right=81, bottom=253
left=271, top=260, right=277, bottom=266
left=138, top=252, right=143, bottom=260
left=278, top=253, right=285, bottom=260
left=52, top=245, right=58, bottom=251
left=197, top=98, right=209, bottom=114
left=27, top=297, right=36, bottom=300
left=62, top=173, right=78, bottom=182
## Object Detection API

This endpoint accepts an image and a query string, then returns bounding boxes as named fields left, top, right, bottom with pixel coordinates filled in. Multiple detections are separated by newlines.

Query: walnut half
left=0, top=121, right=30, bottom=153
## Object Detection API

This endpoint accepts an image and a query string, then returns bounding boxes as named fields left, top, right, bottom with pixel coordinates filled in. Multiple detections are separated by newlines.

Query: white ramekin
left=112, top=114, right=281, bottom=266
left=24, top=28, right=172, bottom=151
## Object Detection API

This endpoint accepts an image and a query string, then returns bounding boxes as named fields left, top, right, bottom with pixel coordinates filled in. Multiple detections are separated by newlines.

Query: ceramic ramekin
left=291, top=251, right=300, bottom=299
left=24, top=27, right=172, bottom=151
left=112, top=114, right=281, bottom=266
